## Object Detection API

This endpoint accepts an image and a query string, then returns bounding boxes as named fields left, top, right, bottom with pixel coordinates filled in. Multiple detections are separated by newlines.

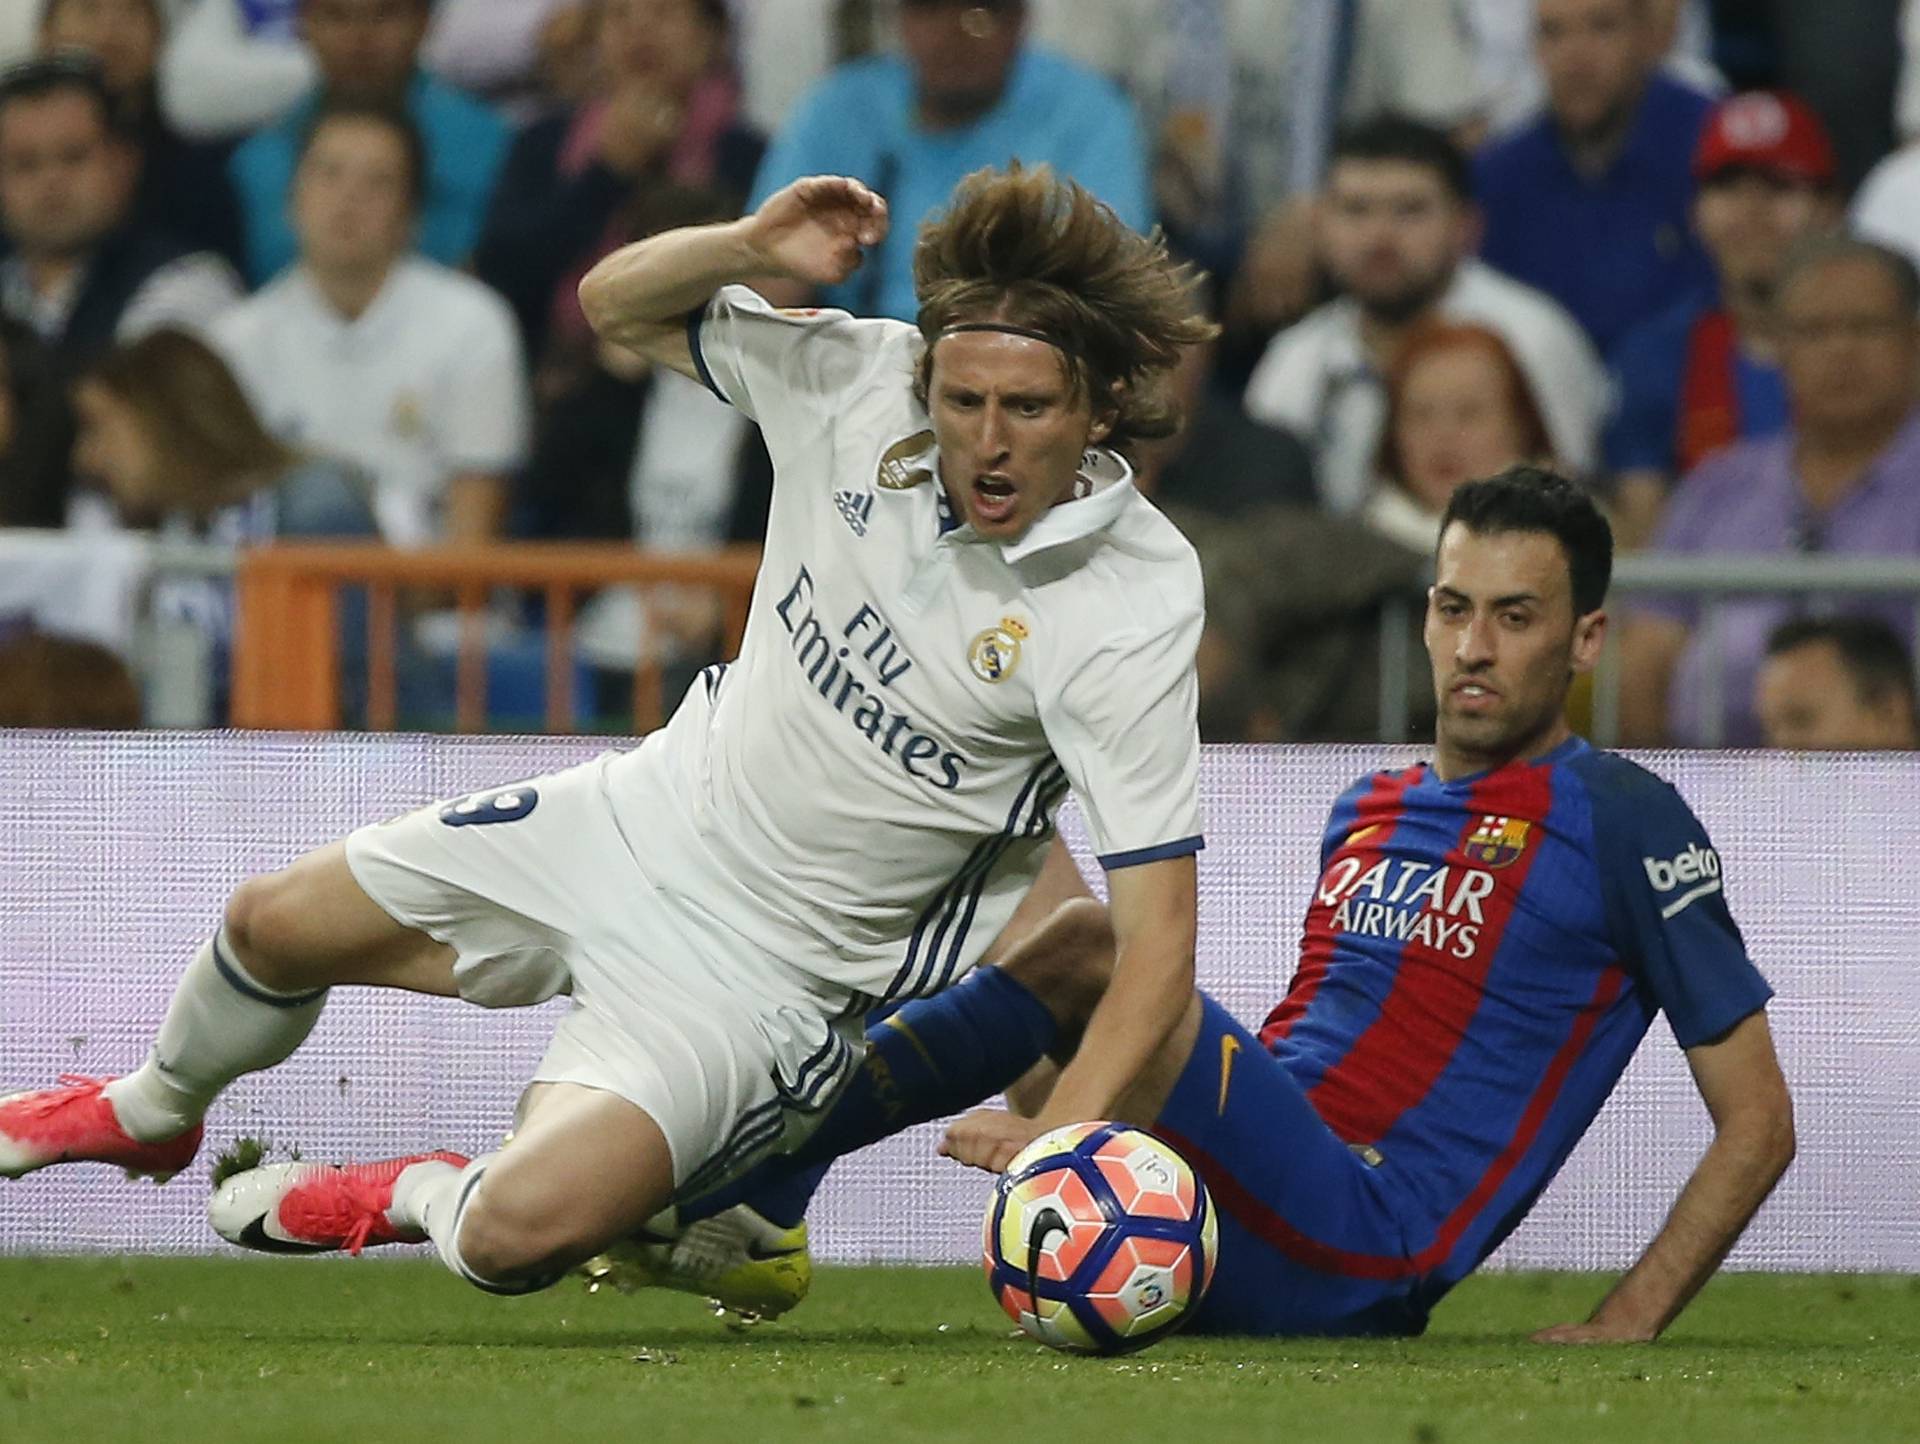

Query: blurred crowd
left=0, top=0, right=1917, bottom=751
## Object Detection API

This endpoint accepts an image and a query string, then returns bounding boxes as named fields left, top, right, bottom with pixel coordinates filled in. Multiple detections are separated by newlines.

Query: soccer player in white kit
left=0, top=164, right=1217, bottom=1300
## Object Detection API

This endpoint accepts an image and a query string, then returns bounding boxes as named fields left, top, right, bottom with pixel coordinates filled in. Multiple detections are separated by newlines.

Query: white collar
left=291, top=256, right=412, bottom=331
left=0, top=253, right=85, bottom=340
left=1363, top=483, right=1445, bottom=554
left=907, top=442, right=1139, bottom=561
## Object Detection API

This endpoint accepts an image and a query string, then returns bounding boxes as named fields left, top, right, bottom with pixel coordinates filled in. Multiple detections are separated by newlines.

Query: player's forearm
left=1589, top=1108, right=1795, bottom=1338
left=577, top=220, right=770, bottom=347
left=1035, top=939, right=1194, bottom=1125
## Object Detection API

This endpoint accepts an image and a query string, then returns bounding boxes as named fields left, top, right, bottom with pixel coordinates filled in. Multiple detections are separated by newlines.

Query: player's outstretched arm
left=577, top=176, right=889, bottom=381
left=942, top=856, right=1197, bottom=1172
left=1533, top=1009, right=1795, bottom=1344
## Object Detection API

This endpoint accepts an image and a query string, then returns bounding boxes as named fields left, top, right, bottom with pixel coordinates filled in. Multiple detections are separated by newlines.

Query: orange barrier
left=232, top=542, right=762, bottom=732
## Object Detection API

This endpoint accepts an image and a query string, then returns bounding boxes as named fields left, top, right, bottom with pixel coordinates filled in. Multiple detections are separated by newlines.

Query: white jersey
left=603, top=285, right=1205, bottom=1010
left=211, top=258, right=530, bottom=547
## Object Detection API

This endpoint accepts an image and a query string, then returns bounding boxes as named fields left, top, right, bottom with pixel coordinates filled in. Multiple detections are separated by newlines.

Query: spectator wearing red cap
left=1603, top=90, right=1839, bottom=546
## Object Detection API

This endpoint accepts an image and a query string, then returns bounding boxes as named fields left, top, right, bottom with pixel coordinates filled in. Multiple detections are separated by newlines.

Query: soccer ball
left=982, top=1121, right=1218, bottom=1355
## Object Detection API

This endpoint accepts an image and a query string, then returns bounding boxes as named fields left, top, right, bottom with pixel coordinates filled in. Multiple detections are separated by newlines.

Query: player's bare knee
left=1000, top=897, right=1114, bottom=1030
left=222, top=872, right=310, bottom=988
left=456, top=1174, right=612, bottom=1282
left=453, top=1191, right=577, bottom=1282
left=450, top=1201, right=524, bottom=1282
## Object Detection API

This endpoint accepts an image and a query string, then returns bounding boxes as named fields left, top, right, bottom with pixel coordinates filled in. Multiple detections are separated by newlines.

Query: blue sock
left=683, top=966, right=1058, bottom=1226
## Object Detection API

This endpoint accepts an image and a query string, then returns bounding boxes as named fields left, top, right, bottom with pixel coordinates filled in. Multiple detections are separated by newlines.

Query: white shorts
left=343, top=752, right=861, bottom=1196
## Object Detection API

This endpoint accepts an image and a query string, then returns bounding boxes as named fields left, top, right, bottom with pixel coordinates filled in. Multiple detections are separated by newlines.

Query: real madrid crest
left=968, top=616, right=1029, bottom=684
left=389, top=391, right=426, bottom=440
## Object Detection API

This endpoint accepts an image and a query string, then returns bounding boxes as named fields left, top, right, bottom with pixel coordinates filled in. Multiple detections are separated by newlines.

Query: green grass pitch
left=2, top=1259, right=1915, bottom=1443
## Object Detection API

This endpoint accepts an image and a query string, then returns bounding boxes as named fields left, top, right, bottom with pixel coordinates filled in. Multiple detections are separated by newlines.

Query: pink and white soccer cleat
left=210, top=1151, right=469, bottom=1256
left=0, top=1075, right=202, bottom=1182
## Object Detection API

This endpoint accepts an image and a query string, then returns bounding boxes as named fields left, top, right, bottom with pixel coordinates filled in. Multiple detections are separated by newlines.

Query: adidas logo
left=834, top=488, right=875, bottom=536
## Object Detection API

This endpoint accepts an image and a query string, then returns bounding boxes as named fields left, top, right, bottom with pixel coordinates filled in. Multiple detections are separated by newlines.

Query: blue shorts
left=1153, top=993, right=1431, bottom=1337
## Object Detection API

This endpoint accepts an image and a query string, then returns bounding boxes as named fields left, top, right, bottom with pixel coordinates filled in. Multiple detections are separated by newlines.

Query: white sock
left=395, top=1151, right=559, bottom=1296
left=389, top=1153, right=469, bottom=1240
left=104, top=932, right=327, bottom=1142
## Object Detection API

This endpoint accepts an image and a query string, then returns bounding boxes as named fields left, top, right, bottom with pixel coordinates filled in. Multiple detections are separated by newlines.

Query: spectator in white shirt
left=1243, top=114, right=1606, bottom=515
left=211, top=100, right=529, bottom=546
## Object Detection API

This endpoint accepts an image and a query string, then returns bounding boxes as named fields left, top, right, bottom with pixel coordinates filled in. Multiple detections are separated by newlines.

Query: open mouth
left=972, top=476, right=1019, bottom=526
left=1451, top=680, right=1499, bottom=708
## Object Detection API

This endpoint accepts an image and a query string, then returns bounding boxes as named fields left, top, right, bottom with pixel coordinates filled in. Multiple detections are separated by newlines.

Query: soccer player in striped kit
left=656, top=468, right=1795, bottom=1340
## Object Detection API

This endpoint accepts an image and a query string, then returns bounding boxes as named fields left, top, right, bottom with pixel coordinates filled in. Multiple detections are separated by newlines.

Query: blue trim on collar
left=935, top=487, right=962, bottom=536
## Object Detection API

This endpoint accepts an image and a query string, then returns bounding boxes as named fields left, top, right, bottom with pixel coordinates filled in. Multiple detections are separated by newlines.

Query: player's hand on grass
left=938, top=1108, right=1046, bottom=1173
left=1530, top=1319, right=1659, bottom=1344
left=745, top=176, right=889, bottom=289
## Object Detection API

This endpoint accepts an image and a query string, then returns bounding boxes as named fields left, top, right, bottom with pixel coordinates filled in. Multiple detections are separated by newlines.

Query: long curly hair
left=912, top=164, right=1218, bottom=458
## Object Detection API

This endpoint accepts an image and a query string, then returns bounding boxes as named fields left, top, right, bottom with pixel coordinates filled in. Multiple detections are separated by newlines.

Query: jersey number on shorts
left=439, top=787, right=540, bottom=827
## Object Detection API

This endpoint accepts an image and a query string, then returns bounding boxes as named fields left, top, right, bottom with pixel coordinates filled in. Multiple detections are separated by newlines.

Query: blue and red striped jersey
left=1258, top=736, right=1771, bottom=1290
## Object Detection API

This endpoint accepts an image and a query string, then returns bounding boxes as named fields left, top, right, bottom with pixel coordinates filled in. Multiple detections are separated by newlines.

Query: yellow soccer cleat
left=579, top=1204, right=811, bottom=1325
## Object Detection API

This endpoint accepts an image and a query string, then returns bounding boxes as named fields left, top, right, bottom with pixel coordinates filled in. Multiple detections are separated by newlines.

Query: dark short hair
left=1778, top=233, right=1920, bottom=317
left=1765, top=615, right=1917, bottom=709
left=0, top=53, right=121, bottom=142
left=1439, top=466, right=1614, bottom=615
left=296, top=97, right=428, bottom=209
left=41, top=0, right=164, bottom=35
left=1327, top=113, right=1472, bottom=204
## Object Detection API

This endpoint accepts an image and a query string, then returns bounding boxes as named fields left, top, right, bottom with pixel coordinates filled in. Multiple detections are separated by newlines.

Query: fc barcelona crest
left=1464, top=815, right=1531, bottom=868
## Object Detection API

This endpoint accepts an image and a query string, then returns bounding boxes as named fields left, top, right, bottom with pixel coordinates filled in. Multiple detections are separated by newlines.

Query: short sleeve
left=1241, top=325, right=1323, bottom=433
left=689, top=284, right=902, bottom=425
left=438, top=290, right=531, bottom=474
left=1587, top=759, right=1773, bottom=1047
left=1502, top=299, right=1608, bottom=475
left=1851, top=156, right=1919, bottom=257
left=1039, top=595, right=1205, bottom=870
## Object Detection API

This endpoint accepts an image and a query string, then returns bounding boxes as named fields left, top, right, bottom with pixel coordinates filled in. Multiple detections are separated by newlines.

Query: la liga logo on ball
left=982, top=1121, right=1218, bottom=1355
